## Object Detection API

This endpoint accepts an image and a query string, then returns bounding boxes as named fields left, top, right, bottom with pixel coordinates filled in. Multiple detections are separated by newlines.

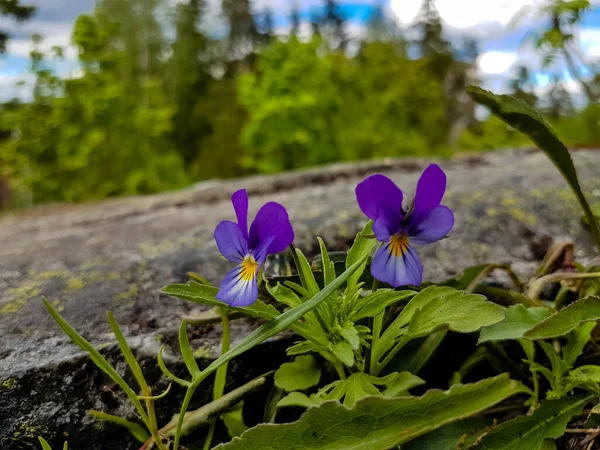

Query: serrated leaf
left=402, top=418, right=491, bottom=450
left=479, top=305, right=552, bottom=343
left=217, top=375, right=524, bottom=450
left=274, top=355, right=321, bottom=392
left=345, top=221, right=376, bottom=293
left=466, top=86, right=600, bottom=251
left=374, top=288, right=503, bottom=374
left=470, top=395, right=592, bottom=449
left=524, top=296, right=600, bottom=339
left=408, top=291, right=505, bottom=338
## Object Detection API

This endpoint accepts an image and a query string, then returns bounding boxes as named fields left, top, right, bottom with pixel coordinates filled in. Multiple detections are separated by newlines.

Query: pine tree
left=0, top=0, right=36, bottom=53
left=319, top=0, right=347, bottom=50
left=222, top=0, right=259, bottom=61
left=169, top=0, right=212, bottom=166
left=290, top=2, right=301, bottom=37
left=509, top=65, right=538, bottom=106
left=412, top=0, right=450, bottom=57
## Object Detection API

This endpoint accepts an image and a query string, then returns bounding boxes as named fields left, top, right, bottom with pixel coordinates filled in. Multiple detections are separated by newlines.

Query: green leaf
left=345, top=221, right=376, bottom=293
left=466, top=86, right=600, bottom=252
left=277, top=391, right=322, bottom=409
left=470, top=395, right=593, bottom=449
left=524, top=296, right=600, bottom=339
left=107, top=311, right=150, bottom=394
left=221, top=401, right=247, bottom=438
left=266, top=282, right=302, bottom=308
left=563, top=322, right=596, bottom=367
left=172, top=254, right=370, bottom=445
left=339, top=322, right=360, bottom=350
left=478, top=305, right=552, bottom=343
left=294, top=248, right=320, bottom=296
left=274, top=355, right=321, bottom=391
left=217, top=375, right=524, bottom=450
left=89, top=410, right=150, bottom=443
left=179, top=319, right=201, bottom=378
left=541, top=439, right=557, bottom=450
left=317, top=237, right=336, bottom=287
left=381, top=372, right=425, bottom=397
left=407, top=290, right=505, bottom=339
left=332, top=340, right=355, bottom=367
left=393, top=330, right=448, bottom=375
left=402, top=418, right=490, bottom=450
left=374, top=287, right=504, bottom=374
left=42, top=298, right=150, bottom=426
left=161, top=282, right=280, bottom=321
left=38, top=438, right=52, bottom=450
left=351, top=289, right=416, bottom=321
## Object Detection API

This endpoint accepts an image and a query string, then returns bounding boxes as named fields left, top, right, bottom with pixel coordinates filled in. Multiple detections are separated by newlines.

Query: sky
left=0, top=0, right=599, bottom=101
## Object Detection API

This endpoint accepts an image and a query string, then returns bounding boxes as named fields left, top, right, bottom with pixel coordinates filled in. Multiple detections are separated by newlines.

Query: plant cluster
left=37, top=88, right=600, bottom=450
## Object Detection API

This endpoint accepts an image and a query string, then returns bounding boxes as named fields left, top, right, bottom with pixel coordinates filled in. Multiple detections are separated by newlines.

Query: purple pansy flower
left=214, top=189, right=294, bottom=306
left=355, top=164, right=454, bottom=287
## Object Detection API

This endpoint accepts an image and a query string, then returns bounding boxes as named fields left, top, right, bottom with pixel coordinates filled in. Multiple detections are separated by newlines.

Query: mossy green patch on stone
left=193, top=343, right=213, bottom=359
left=1, top=284, right=42, bottom=314
left=1, top=378, right=18, bottom=390
left=114, top=283, right=139, bottom=301
left=65, top=277, right=86, bottom=292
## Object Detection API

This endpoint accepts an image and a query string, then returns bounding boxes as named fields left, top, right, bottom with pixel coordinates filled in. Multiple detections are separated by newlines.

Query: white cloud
left=580, top=29, right=600, bottom=56
left=0, top=73, right=35, bottom=102
left=390, top=0, right=537, bottom=28
left=478, top=51, right=518, bottom=74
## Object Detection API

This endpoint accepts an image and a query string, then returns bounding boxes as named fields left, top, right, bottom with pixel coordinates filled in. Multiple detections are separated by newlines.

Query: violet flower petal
left=248, top=202, right=294, bottom=254
left=216, top=264, right=259, bottom=307
left=372, top=202, right=401, bottom=241
left=214, top=220, right=249, bottom=263
left=371, top=243, right=423, bottom=287
left=409, top=205, right=454, bottom=245
left=355, top=174, right=404, bottom=223
left=413, top=164, right=446, bottom=217
left=232, top=189, right=249, bottom=239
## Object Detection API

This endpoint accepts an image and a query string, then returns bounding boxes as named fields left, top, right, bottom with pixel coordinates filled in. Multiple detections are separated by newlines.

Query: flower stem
left=203, top=308, right=231, bottom=450
left=365, top=279, right=380, bottom=374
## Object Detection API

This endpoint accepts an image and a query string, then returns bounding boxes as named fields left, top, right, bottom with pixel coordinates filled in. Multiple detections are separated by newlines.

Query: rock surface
left=1, top=148, right=600, bottom=449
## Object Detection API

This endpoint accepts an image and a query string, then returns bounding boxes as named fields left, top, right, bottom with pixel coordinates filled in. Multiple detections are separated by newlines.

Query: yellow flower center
left=389, top=233, right=409, bottom=257
left=240, top=255, right=259, bottom=281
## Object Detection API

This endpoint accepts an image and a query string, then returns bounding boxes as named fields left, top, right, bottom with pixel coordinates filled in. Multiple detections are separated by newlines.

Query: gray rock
left=1, top=148, right=600, bottom=449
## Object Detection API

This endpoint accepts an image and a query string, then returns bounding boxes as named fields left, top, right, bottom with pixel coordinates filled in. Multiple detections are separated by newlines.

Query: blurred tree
left=318, top=0, right=347, bottom=50
left=520, top=0, right=598, bottom=101
left=222, top=0, right=259, bottom=69
left=0, top=0, right=35, bottom=53
left=238, top=37, right=341, bottom=172
left=257, top=8, right=275, bottom=44
left=412, top=0, right=451, bottom=58
left=1, top=8, right=187, bottom=204
left=290, top=2, right=301, bottom=37
left=546, top=76, right=574, bottom=119
left=366, top=1, right=404, bottom=47
left=168, top=0, right=212, bottom=166
left=509, top=65, right=538, bottom=106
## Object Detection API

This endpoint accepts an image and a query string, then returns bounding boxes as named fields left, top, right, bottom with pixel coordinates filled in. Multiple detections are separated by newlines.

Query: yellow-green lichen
left=193, top=343, right=213, bottom=359
left=115, top=283, right=139, bottom=301
left=1, top=378, right=18, bottom=390
left=65, top=277, right=86, bottom=292
left=1, top=284, right=42, bottom=314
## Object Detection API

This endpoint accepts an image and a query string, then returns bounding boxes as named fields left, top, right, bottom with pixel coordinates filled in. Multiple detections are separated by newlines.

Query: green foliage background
left=0, top=0, right=598, bottom=208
